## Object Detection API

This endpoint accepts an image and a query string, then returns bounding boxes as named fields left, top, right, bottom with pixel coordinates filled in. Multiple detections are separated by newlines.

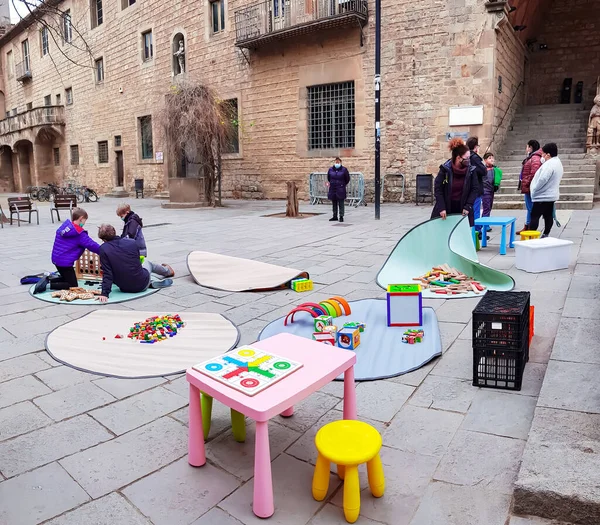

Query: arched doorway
left=13, top=140, right=34, bottom=192
left=34, top=127, right=63, bottom=186
left=0, top=145, right=15, bottom=192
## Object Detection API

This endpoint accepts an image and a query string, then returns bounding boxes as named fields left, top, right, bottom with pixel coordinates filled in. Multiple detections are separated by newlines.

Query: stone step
left=500, top=177, right=595, bottom=186
left=494, top=192, right=592, bottom=202
left=502, top=149, right=586, bottom=156
left=499, top=184, right=595, bottom=195
left=499, top=155, right=591, bottom=164
left=499, top=166, right=597, bottom=174
left=494, top=199, right=593, bottom=210
left=520, top=103, right=587, bottom=112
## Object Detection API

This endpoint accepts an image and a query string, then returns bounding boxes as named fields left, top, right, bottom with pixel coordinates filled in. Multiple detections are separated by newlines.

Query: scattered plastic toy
left=402, top=329, right=424, bottom=344
left=116, top=314, right=185, bottom=344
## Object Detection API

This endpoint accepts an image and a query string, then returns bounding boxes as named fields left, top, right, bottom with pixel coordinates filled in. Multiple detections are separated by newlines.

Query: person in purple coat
left=327, top=157, right=350, bottom=222
left=34, top=208, right=101, bottom=294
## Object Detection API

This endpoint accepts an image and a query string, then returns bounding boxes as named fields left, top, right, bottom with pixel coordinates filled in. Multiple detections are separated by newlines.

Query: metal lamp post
left=374, top=0, right=381, bottom=220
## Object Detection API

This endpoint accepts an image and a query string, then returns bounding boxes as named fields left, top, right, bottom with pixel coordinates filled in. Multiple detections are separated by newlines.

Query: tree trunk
left=286, top=181, right=299, bottom=218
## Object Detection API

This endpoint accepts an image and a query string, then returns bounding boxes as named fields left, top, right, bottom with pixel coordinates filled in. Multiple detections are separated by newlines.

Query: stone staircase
left=495, top=104, right=596, bottom=210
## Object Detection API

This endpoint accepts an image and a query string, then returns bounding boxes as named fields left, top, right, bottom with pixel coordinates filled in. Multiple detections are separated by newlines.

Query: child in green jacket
left=482, top=152, right=503, bottom=218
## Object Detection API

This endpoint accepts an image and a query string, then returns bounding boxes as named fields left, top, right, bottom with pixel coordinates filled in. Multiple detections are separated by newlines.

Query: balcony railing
left=0, top=106, right=65, bottom=136
left=235, top=0, right=368, bottom=48
left=15, top=60, right=32, bottom=82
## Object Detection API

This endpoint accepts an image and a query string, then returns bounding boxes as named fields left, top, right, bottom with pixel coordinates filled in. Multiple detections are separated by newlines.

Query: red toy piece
left=284, top=307, right=319, bottom=326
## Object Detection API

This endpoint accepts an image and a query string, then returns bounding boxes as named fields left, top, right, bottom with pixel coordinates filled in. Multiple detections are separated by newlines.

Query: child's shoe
left=329, top=217, right=338, bottom=222
left=161, top=264, right=175, bottom=277
left=339, top=217, right=344, bottom=223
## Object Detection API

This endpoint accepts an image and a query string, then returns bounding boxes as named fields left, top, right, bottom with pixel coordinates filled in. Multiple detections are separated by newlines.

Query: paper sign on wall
left=448, top=105, right=484, bottom=126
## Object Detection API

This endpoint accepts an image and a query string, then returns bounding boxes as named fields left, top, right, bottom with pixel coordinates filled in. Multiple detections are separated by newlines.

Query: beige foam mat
left=46, top=310, right=240, bottom=378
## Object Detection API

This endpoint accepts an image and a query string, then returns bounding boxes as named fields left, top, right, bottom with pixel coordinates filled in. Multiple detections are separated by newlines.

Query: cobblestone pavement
left=0, top=195, right=589, bottom=525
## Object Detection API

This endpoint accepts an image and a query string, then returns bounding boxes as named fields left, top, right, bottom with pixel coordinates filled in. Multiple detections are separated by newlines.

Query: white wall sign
left=155, top=151, right=164, bottom=162
left=448, top=105, right=484, bottom=126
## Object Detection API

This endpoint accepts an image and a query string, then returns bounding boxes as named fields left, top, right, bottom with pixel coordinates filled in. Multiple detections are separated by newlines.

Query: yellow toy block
left=292, top=278, right=313, bottom=292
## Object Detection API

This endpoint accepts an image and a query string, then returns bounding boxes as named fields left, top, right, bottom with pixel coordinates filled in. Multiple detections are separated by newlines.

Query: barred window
left=223, top=99, right=239, bottom=153
left=98, top=141, right=108, bottom=164
left=53, top=147, right=60, bottom=166
left=307, top=81, right=355, bottom=150
left=114, top=135, right=122, bottom=147
left=70, top=145, right=79, bottom=165
left=65, top=87, right=73, bottom=105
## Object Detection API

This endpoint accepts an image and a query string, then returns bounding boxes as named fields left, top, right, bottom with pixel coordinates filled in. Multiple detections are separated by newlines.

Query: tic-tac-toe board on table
left=193, top=346, right=303, bottom=396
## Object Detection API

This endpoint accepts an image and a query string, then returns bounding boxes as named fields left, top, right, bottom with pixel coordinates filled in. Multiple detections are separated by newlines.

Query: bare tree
left=158, top=78, right=238, bottom=207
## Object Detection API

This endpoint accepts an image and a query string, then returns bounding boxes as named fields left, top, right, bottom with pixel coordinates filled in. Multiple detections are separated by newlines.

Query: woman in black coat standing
left=327, top=157, right=350, bottom=222
left=431, top=138, right=480, bottom=226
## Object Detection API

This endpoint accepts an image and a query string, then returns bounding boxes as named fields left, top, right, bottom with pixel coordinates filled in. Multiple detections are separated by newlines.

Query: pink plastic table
left=186, top=332, right=357, bottom=518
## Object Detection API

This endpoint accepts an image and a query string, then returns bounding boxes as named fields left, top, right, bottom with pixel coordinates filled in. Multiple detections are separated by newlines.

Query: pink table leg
left=280, top=406, right=294, bottom=417
left=188, top=383, right=206, bottom=467
left=253, top=420, right=274, bottom=518
left=343, top=366, right=357, bottom=420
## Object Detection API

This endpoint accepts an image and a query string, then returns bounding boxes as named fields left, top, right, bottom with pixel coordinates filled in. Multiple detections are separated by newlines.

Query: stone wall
left=492, top=21, right=526, bottom=154
left=0, top=0, right=505, bottom=201
left=527, top=0, right=600, bottom=106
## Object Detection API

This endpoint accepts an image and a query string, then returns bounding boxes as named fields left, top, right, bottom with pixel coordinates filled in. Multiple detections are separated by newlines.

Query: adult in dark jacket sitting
left=327, top=157, right=350, bottom=223
left=431, top=138, right=479, bottom=226
left=96, top=224, right=175, bottom=304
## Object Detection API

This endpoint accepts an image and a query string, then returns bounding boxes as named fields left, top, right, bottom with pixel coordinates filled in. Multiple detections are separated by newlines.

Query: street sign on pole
left=374, top=0, right=381, bottom=220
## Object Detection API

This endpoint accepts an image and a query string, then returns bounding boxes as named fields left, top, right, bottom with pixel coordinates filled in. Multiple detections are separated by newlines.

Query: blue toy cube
left=337, top=327, right=360, bottom=350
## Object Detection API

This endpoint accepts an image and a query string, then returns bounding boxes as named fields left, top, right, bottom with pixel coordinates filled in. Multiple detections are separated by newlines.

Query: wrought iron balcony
left=0, top=106, right=65, bottom=136
left=235, top=0, right=368, bottom=49
left=15, top=60, right=32, bottom=82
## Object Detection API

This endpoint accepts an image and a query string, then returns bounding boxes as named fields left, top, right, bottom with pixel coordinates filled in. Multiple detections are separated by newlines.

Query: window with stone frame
left=222, top=98, right=239, bottom=153
left=65, top=87, right=73, bottom=105
left=21, top=39, right=30, bottom=72
left=6, top=50, right=13, bottom=77
left=40, top=26, right=49, bottom=56
left=142, top=30, right=153, bottom=61
left=95, top=57, right=104, bottom=83
left=53, top=147, right=60, bottom=166
left=210, top=0, right=226, bottom=34
left=98, top=141, right=109, bottom=163
left=307, top=81, right=355, bottom=150
left=91, top=0, right=103, bottom=28
left=63, top=10, right=72, bottom=43
left=121, top=0, right=136, bottom=9
left=56, top=93, right=61, bottom=105
left=114, top=135, right=122, bottom=147
left=139, top=115, right=153, bottom=160
left=70, top=145, right=79, bottom=165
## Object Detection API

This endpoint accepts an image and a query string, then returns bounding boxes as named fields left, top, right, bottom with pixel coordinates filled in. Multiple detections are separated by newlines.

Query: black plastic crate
left=472, top=291, right=530, bottom=352
left=473, top=345, right=526, bottom=391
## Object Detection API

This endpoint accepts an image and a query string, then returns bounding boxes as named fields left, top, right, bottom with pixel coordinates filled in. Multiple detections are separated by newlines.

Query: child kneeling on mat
left=34, top=208, right=100, bottom=294
left=96, top=224, right=175, bottom=304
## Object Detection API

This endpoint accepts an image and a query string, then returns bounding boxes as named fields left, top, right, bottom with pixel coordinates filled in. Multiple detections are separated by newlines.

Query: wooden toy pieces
left=291, top=278, right=314, bottom=292
left=194, top=346, right=303, bottom=396
left=337, top=326, right=360, bottom=350
left=125, top=314, right=185, bottom=344
left=312, top=332, right=336, bottom=345
left=314, top=315, right=333, bottom=332
left=402, top=329, right=424, bottom=344
left=284, top=297, right=351, bottom=326
left=51, top=287, right=102, bottom=302
left=413, top=264, right=486, bottom=295
left=387, top=284, right=422, bottom=327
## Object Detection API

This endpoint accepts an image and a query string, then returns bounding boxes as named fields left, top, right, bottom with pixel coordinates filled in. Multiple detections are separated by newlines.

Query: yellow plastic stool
left=312, top=420, right=385, bottom=523
left=520, top=230, right=541, bottom=241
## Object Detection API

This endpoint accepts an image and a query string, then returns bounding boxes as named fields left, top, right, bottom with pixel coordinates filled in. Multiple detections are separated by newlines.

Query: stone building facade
left=0, top=0, right=596, bottom=199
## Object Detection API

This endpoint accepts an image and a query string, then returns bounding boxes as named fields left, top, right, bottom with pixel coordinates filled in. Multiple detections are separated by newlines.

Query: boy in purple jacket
left=34, top=208, right=101, bottom=294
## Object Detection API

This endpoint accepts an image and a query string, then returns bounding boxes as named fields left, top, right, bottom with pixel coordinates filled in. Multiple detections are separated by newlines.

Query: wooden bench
left=50, top=194, right=77, bottom=223
left=8, top=196, right=39, bottom=226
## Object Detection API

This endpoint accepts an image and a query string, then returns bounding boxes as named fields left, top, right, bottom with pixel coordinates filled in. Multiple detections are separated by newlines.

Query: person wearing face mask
left=117, top=203, right=147, bottom=258
left=327, top=157, right=350, bottom=222
left=466, top=137, right=487, bottom=238
left=431, top=138, right=479, bottom=226
left=34, top=208, right=101, bottom=294
left=517, top=140, right=542, bottom=234
left=530, top=142, right=563, bottom=237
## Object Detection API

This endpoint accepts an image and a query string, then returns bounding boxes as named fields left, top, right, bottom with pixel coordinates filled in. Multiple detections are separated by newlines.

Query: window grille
left=70, top=145, right=79, bottom=165
left=308, top=81, right=355, bottom=150
left=98, top=141, right=109, bottom=163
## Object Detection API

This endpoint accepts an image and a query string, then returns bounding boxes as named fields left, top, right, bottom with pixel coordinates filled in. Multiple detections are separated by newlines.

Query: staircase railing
left=586, top=75, right=600, bottom=154
left=486, top=80, right=524, bottom=155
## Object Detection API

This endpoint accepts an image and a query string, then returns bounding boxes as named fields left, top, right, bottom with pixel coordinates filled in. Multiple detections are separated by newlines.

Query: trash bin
left=415, top=174, right=433, bottom=206
left=134, top=179, right=144, bottom=199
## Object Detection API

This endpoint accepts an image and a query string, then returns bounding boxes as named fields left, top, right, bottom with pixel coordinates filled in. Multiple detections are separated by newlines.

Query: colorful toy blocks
left=387, top=283, right=423, bottom=327
left=323, top=325, right=338, bottom=337
left=337, top=327, right=360, bottom=350
left=314, top=315, right=333, bottom=332
left=291, top=278, right=314, bottom=292
left=312, top=332, right=336, bottom=345
left=402, top=329, right=424, bottom=344
left=343, top=322, right=365, bottom=333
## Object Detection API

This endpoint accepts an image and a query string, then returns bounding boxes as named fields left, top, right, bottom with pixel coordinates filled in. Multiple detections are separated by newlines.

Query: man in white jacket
left=530, top=142, right=563, bottom=237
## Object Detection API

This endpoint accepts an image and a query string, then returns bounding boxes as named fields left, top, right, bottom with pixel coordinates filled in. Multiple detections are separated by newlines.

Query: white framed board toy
left=193, top=346, right=303, bottom=396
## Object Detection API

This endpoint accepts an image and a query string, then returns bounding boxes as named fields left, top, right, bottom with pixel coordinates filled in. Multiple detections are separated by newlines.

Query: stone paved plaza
left=0, top=195, right=597, bottom=525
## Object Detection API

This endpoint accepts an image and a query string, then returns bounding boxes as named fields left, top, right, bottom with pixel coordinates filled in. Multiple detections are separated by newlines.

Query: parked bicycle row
left=26, top=182, right=99, bottom=203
